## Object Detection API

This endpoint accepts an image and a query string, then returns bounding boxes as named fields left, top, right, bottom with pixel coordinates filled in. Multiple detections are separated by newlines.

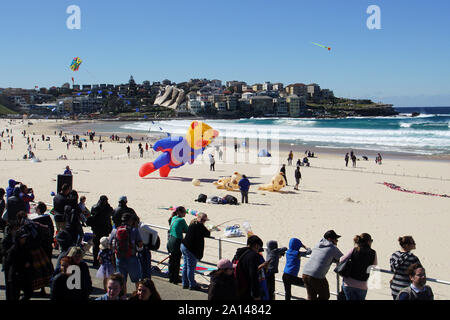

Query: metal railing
left=147, top=223, right=450, bottom=300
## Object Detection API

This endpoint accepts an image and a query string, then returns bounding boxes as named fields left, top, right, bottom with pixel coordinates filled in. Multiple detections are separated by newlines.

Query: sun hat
left=217, top=259, right=233, bottom=270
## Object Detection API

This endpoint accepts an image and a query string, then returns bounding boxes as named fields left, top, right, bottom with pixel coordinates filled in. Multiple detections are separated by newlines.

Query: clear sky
left=1, top=0, right=449, bottom=106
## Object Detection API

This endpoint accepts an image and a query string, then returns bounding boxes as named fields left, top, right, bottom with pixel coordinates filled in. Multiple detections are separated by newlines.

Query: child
left=95, top=237, right=115, bottom=291
left=265, top=240, right=287, bottom=300
left=282, top=237, right=311, bottom=300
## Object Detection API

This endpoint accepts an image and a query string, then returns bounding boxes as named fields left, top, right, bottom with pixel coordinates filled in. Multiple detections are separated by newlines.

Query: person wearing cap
left=232, top=235, right=265, bottom=300
left=282, top=238, right=311, bottom=300
left=112, top=196, right=138, bottom=228
left=52, top=183, right=72, bottom=237
left=339, top=233, right=377, bottom=300
left=266, top=240, right=288, bottom=300
left=301, top=230, right=343, bottom=300
left=88, top=195, right=114, bottom=267
left=180, top=212, right=211, bottom=290
left=208, top=258, right=237, bottom=300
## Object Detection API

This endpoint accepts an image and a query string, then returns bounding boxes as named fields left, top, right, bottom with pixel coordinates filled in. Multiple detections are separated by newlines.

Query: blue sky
left=1, top=0, right=449, bottom=106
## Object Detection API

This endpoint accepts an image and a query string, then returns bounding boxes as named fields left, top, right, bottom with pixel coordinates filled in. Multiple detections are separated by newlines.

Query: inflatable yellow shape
left=192, top=178, right=201, bottom=186
left=258, top=172, right=286, bottom=192
left=213, top=172, right=242, bottom=191
left=186, top=121, right=219, bottom=150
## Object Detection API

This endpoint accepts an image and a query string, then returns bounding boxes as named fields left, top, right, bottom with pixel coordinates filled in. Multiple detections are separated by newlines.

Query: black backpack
left=195, top=194, right=207, bottom=203
left=224, top=195, right=238, bottom=205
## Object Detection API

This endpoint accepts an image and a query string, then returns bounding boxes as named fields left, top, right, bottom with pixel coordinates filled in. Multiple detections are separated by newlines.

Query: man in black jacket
left=52, top=184, right=71, bottom=235
left=64, top=190, right=83, bottom=246
left=88, top=195, right=114, bottom=267
left=180, top=213, right=211, bottom=290
left=112, top=196, right=137, bottom=228
left=232, top=235, right=265, bottom=300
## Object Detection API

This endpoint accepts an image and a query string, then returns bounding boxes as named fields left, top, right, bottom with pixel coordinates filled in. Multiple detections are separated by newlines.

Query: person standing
left=180, top=213, right=211, bottom=290
left=339, top=233, right=377, bottom=300
left=208, top=259, right=238, bottom=300
left=238, top=175, right=250, bottom=204
left=280, top=164, right=288, bottom=186
left=397, top=263, right=433, bottom=300
left=351, top=154, right=357, bottom=167
left=209, top=154, right=215, bottom=171
left=345, top=153, right=349, bottom=167
left=52, top=184, right=71, bottom=236
left=218, top=149, right=223, bottom=160
left=127, top=145, right=131, bottom=158
left=294, top=166, right=301, bottom=190
left=265, top=240, right=287, bottom=300
left=167, top=206, right=188, bottom=284
left=390, top=236, right=421, bottom=300
left=282, top=237, right=311, bottom=300
left=64, top=166, right=72, bottom=175
left=232, top=235, right=265, bottom=300
left=302, top=230, right=343, bottom=300
left=109, top=213, right=143, bottom=295
left=88, top=195, right=114, bottom=267
left=287, top=151, right=293, bottom=166
left=112, top=196, right=138, bottom=229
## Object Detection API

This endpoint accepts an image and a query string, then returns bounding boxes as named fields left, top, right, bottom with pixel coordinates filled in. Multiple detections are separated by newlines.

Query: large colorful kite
left=70, top=57, right=82, bottom=71
left=139, top=121, right=219, bottom=177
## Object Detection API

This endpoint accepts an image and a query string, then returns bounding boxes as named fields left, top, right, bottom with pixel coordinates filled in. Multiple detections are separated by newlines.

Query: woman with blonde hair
left=339, top=233, right=377, bottom=300
left=390, top=236, right=420, bottom=300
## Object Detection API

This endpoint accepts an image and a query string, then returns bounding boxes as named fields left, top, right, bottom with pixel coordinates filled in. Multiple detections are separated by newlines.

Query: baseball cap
left=324, top=230, right=341, bottom=240
left=119, top=196, right=127, bottom=203
left=100, top=195, right=108, bottom=202
left=217, top=259, right=233, bottom=270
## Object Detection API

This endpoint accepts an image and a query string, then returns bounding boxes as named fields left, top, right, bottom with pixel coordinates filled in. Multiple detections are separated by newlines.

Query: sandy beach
left=1, top=118, right=449, bottom=300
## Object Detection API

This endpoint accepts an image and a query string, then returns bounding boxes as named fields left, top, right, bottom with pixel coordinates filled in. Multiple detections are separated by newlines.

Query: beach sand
left=1, top=118, right=449, bottom=300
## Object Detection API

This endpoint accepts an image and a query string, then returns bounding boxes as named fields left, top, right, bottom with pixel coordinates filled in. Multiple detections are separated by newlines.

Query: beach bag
left=195, top=194, right=207, bottom=203
left=114, top=225, right=133, bottom=259
left=224, top=195, right=238, bottom=205
left=148, top=233, right=161, bottom=251
left=334, top=255, right=353, bottom=278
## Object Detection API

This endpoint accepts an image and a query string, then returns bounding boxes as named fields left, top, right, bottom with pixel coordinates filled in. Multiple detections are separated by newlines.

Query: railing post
left=336, top=271, right=340, bottom=299
left=218, top=238, right=222, bottom=260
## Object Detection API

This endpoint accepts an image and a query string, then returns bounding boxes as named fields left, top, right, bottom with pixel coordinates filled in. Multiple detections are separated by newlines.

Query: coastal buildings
left=1, top=76, right=375, bottom=118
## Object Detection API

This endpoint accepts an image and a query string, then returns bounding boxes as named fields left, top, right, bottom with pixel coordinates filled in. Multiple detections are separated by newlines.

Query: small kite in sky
left=70, top=57, right=82, bottom=71
left=312, top=42, right=331, bottom=51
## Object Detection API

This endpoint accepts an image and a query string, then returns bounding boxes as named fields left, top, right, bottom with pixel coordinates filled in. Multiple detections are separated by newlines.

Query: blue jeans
left=116, top=256, right=142, bottom=283
left=138, top=248, right=152, bottom=279
left=180, top=243, right=198, bottom=288
left=342, top=285, right=367, bottom=300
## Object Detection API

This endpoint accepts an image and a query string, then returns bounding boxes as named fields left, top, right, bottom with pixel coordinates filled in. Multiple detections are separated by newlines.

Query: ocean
left=76, top=106, right=450, bottom=156
left=114, top=106, right=450, bottom=156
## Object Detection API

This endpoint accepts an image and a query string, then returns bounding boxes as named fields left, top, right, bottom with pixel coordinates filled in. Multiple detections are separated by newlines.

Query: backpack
left=195, top=194, right=207, bottom=203
left=148, top=233, right=161, bottom=251
left=232, top=249, right=251, bottom=298
left=224, top=195, right=238, bottom=205
left=114, top=225, right=133, bottom=259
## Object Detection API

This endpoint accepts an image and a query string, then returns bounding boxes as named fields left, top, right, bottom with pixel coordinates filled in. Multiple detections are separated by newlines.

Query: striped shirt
left=389, top=251, right=421, bottom=297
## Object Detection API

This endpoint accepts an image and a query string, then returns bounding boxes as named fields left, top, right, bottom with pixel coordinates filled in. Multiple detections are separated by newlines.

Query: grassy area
left=0, top=104, right=17, bottom=114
